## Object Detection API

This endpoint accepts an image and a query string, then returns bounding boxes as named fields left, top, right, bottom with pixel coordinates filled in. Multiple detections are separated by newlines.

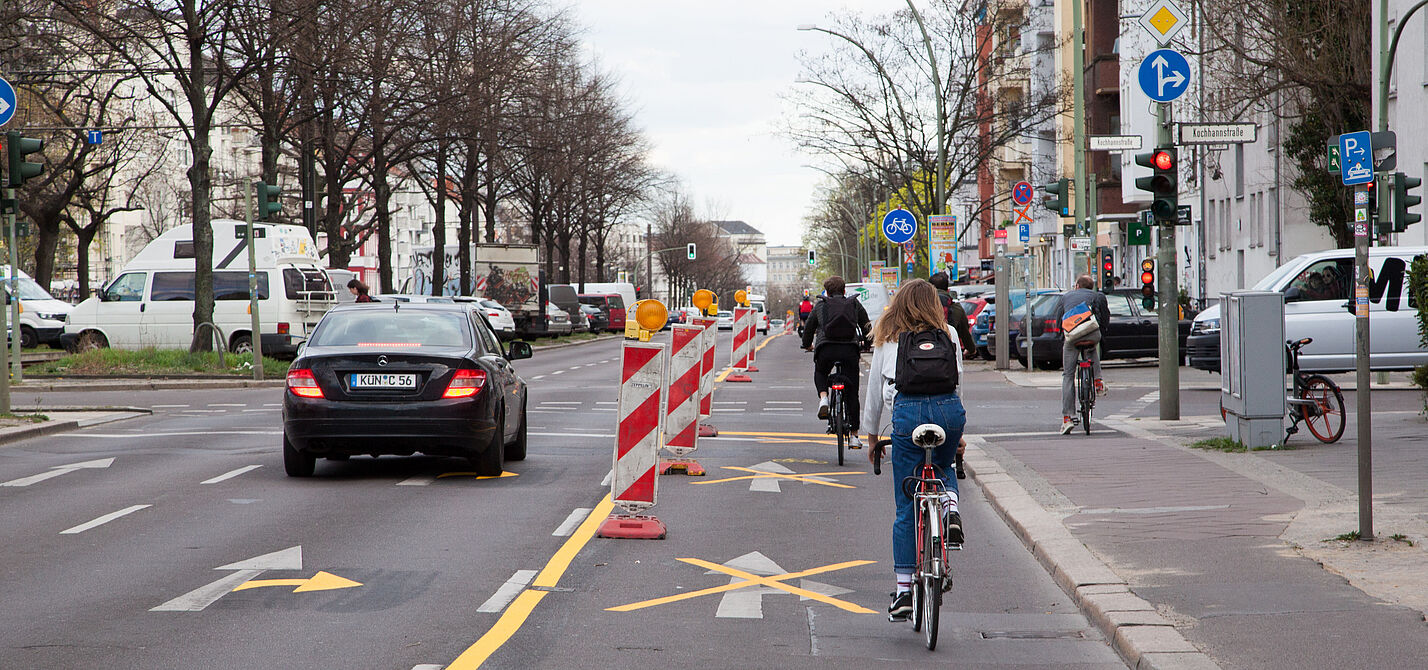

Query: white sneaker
left=817, top=396, right=830, bottom=420
left=1059, top=417, right=1076, bottom=435
left=847, top=435, right=863, bottom=450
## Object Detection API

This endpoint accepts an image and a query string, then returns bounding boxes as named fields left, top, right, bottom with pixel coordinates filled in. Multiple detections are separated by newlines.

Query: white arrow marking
left=707, top=551, right=786, bottom=619
left=151, top=546, right=302, bottom=612
left=799, top=579, right=854, bottom=601
left=2, top=458, right=114, bottom=487
left=748, top=461, right=794, bottom=493
left=1150, top=55, right=1185, bottom=97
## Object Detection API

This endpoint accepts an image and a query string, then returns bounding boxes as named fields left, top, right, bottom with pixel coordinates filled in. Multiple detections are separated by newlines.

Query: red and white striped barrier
left=694, top=316, right=719, bottom=437
left=727, top=307, right=754, bottom=382
left=660, top=324, right=705, bottom=476
left=598, top=340, right=668, bottom=539
left=745, top=310, right=760, bottom=372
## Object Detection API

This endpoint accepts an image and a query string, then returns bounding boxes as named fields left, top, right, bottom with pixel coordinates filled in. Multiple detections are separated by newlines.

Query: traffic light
left=6, top=131, right=44, bottom=188
left=1134, top=147, right=1177, bottom=222
left=255, top=180, right=281, bottom=221
left=1099, top=247, right=1114, bottom=289
left=686, top=242, right=697, bottom=260
left=1042, top=178, right=1069, bottom=216
left=1139, top=258, right=1156, bottom=310
left=1392, top=172, right=1422, bottom=233
left=807, top=249, right=817, bottom=265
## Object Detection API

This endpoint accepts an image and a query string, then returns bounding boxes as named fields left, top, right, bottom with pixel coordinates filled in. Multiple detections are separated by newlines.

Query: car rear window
left=310, top=310, right=472, bottom=348
left=607, top=295, right=625, bottom=310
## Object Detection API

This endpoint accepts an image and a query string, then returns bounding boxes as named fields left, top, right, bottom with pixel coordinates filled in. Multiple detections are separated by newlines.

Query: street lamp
left=903, top=1, right=946, bottom=223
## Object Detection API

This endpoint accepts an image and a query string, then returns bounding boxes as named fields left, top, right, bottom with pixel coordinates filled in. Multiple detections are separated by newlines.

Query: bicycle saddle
left=912, top=423, right=946, bottom=448
left=1073, top=339, right=1098, bottom=349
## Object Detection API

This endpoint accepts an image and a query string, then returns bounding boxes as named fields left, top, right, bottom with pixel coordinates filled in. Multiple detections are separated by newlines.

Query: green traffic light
left=1041, top=178, right=1069, bottom=216
left=255, top=180, right=282, bottom=220
left=6, top=131, right=44, bottom=188
left=1394, top=172, right=1421, bottom=233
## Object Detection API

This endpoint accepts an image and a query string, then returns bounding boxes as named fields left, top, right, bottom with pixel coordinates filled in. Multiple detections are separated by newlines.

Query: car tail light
left=442, top=369, right=487, bottom=399
left=287, top=368, right=324, bottom=398
left=1044, top=319, right=1059, bottom=333
left=277, top=322, right=290, bottom=335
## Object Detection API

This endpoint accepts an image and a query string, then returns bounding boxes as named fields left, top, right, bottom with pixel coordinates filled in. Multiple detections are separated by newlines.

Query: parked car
left=456, top=297, right=516, bottom=341
left=1015, top=289, right=1194, bottom=369
left=770, top=318, right=785, bottom=330
left=716, top=310, right=735, bottom=330
left=1189, top=247, right=1428, bottom=372
left=970, top=290, right=1059, bottom=360
left=578, top=293, right=626, bottom=332
left=580, top=304, right=608, bottom=331
left=0, top=269, right=73, bottom=348
left=545, top=302, right=573, bottom=336
left=281, top=302, right=532, bottom=477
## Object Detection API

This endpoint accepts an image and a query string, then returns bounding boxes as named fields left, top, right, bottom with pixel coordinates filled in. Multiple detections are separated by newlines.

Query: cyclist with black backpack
left=862, top=278, right=966, bottom=621
left=801, top=276, right=872, bottom=449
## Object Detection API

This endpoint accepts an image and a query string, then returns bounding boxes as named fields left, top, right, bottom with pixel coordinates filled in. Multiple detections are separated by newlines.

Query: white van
left=0, top=268, right=73, bottom=348
left=746, top=293, right=770, bottom=334
left=1188, top=246, right=1428, bottom=372
left=846, top=282, right=891, bottom=324
left=62, top=220, right=335, bottom=356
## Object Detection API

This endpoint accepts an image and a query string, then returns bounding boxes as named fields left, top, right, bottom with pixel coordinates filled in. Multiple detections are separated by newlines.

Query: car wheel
left=505, top=404, right=528, bottom=462
left=470, top=410, right=505, bottom=476
left=19, top=326, right=37, bottom=349
left=77, top=331, right=108, bottom=352
left=231, top=334, right=253, bottom=354
left=283, top=434, right=315, bottom=477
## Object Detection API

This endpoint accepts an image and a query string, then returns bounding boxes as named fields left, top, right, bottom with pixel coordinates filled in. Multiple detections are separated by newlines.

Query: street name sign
left=0, top=77, right=14, bottom=128
left=881, top=208, right=917, bottom=244
left=1069, top=236, right=1093, bottom=252
left=1138, top=0, right=1189, bottom=46
left=1177, top=123, right=1256, bottom=145
left=1339, top=131, right=1373, bottom=186
left=1137, top=49, right=1191, bottom=103
left=1089, top=135, right=1143, bottom=151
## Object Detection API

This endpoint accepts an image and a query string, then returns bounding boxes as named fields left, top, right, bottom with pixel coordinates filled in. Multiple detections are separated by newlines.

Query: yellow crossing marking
left=692, top=466, right=864, bottom=489
left=436, top=471, right=519, bottom=480
left=607, top=558, right=875, bottom=614
left=720, top=430, right=843, bottom=438
left=232, top=571, right=362, bottom=593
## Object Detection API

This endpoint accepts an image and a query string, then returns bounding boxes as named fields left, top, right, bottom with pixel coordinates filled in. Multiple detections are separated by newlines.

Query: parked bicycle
left=873, top=423, right=959, bottom=651
left=1284, top=337, right=1345, bottom=444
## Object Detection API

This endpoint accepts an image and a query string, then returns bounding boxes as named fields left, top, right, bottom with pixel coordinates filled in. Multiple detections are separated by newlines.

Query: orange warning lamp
left=633, top=299, right=668, bottom=332
left=691, top=289, right=714, bottom=312
left=734, top=289, right=748, bottom=307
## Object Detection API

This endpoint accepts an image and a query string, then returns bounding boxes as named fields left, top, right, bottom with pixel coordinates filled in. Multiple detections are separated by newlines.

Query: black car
left=1015, top=289, right=1194, bottom=369
left=282, top=302, right=532, bottom=477
left=580, top=304, right=608, bottom=331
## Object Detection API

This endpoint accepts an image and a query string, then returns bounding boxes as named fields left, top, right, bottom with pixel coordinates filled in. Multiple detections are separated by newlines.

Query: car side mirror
left=506, top=340, right=533, bottom=361
left=1283, top=286, right=1302, bottom=303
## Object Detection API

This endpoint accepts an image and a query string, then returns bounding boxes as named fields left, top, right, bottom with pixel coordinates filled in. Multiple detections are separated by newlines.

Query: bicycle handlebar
left=872, top=439, right=892, bottom=475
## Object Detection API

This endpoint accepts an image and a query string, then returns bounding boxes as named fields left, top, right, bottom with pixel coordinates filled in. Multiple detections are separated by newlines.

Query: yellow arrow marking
left=607, top=558, right=875, bottom=614
left=232, top=571, right=362, bottom=593
left=691, top=466, right=864, bottom=489
left=436, top=470, right=519, bottom=480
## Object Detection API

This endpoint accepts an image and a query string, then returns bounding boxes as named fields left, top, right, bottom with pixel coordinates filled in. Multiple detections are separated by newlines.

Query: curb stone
left=0, top=408, right=147, bottom=447
left=964, top=437, right=1222, bottom=670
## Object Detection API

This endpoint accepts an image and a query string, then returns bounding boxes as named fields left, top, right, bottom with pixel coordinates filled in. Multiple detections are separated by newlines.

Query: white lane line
left=412, top=665, right=445, bottom=670
left=477, top=569, right=538, bottom=613
left=151, top=404, right=189, bottom=409
left=397, top=474, right=436, bottom=486
left=74, top=430, right=283, bottom=438
left=765, top=401, right=803, bottom=405
left=531, top=375, right=546, bottom=380
left=241, top=409, right=280, bottom=413
left=762, top=409, right=803, bottom=412
left=595, top=401, right=617, bottom=405
left=593, top=408, right=616, bottom=412
left=600, top=469, right=613, bottom=486
left=712, top=409, right=742, bottom=413
left=551, top=370, right=564, bottom=375
left=714, top=401, right=747, bottom=405
left=553, top=508, right=593, bottom=536
left=60, top=505, right=151, bottom=534
left=181, top=409, right=228, bottom=414
left=201, top=465, right=262, bottom=484
left=207, top=403, right=247, bottom=407
left=538, top=401, right=581, bottom=405
left=264, top=403, right=282, bottom=407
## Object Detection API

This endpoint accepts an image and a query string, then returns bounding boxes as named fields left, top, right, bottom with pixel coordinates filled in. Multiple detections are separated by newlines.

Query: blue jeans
left=890, top=393, right=966, bottom=572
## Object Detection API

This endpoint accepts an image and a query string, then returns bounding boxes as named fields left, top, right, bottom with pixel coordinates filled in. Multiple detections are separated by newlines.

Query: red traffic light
left=1103, top=261, right=1113, bottom=271
left=1152, top=150, right=1174, bottom=171
left=1140, top=271, right=1154, bottom=285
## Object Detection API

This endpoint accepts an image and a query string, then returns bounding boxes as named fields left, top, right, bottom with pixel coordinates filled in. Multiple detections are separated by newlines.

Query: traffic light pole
left=1071, top=0, right=1088, bottom=286
left=245, top=181, right=264, bottom=381
left=1155, top=103, right=1179, bottom=421
left=0, top=190, right=10, bottom=415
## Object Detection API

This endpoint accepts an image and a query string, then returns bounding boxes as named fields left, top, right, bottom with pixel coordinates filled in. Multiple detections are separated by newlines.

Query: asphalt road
left=0, top=332, right=1126, bottom=669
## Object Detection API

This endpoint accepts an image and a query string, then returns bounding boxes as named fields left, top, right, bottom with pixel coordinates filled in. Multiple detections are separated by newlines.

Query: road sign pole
left=8, top=189, right=18, bottom=385
left=245, top=181, right=264, bottom=381
left=1071, top=0, right=1087, bottom=288
left=994, top=250, right=1009, bottom=371
left=0, top=189, right=9, bottom=414
left=1156, top=102, right=1179, bottom=421
left=1353, top=182, right=1374, bottom=540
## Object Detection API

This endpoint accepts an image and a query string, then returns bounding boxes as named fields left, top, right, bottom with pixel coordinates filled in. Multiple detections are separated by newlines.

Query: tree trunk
left=188, top=19, right=215, bottom=353
left=30, top=213, right=61, bottom=290
left=73, top=224, right=99, bottom=298
left=432, top=141, right=447, bottom=296
left=594, top=236, right=606, bottom=283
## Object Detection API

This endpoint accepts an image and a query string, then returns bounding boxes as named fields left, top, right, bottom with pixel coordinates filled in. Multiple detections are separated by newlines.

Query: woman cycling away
left=862, top=278, right=966, bottom=621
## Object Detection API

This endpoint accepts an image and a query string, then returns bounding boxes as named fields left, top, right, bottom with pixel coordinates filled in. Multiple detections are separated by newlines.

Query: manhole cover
left=980, top=630, right=1086, bottom=640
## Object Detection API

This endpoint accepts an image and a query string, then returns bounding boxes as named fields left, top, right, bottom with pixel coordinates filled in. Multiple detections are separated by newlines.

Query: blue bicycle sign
left=882, top=208, right=917, bottom=244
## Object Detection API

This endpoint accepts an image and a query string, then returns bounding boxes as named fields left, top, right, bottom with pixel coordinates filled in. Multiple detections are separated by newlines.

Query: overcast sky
left=573, top=1, right=903, bottom=247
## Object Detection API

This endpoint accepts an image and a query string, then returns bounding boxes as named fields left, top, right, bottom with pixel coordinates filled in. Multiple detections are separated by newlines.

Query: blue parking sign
left=1338, top=131, right=1373, bottom=186
left=1018, top=223, right=1030, bottom=242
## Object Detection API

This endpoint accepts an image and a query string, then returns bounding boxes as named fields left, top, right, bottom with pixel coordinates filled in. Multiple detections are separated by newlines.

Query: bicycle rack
left=192, top=322, right=228, bottom=367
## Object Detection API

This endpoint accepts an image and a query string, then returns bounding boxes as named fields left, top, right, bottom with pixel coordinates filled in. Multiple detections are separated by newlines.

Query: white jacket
left=861, top=326, right=964, bottom=435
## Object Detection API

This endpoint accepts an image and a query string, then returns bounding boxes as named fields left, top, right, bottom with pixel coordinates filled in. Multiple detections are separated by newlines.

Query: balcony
left=1091, top=57, right=1120, bottom=97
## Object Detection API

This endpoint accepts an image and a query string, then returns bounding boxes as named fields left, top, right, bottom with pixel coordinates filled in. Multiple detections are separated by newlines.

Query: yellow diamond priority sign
left=1138, top=0, right=1188, bottom=46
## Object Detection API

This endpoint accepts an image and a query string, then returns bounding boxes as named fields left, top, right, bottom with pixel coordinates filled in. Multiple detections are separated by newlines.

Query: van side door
left=98, top=272, right=149, bottom=348
left=1281, top=258, right=1355, bottom=371
left=145, top=272, right=197, bottom=348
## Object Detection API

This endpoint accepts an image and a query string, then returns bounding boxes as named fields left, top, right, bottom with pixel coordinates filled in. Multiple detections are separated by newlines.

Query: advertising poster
left=869, top=260, right=885, bottom=282
left=879, top=266, right=901, bottom=290
left=929, top=214, right=958, bottom=276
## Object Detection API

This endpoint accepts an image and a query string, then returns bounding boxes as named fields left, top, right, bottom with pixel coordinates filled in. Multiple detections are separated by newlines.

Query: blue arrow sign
left=1136, top=49, right=1190, bottom=103
left=881, top=208, right=917, bottom=245
left=0, top=77, right=14, bottom=128
left=1339, top=131, right=1373, bottom=186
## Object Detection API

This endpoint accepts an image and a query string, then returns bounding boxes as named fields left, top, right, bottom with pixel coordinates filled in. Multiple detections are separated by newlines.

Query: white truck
left=409, top=243, right=543, bottom=336
left=62, top=220, right=335, bottom=356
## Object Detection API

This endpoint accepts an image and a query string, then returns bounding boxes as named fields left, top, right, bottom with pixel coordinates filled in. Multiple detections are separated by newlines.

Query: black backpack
left=895, top=328, right=959, bottom=395
left=821, top=296, right=861, bottom=342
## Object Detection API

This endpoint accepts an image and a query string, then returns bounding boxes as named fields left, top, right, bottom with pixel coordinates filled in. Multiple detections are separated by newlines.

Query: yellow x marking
left=692, top=466, right=865, bottom=489
left=607, top=558, right=876, bottom=614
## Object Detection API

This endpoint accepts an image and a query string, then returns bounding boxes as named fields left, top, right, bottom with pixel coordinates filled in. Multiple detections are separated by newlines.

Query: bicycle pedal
left=944, top=542, right=963, bottom=551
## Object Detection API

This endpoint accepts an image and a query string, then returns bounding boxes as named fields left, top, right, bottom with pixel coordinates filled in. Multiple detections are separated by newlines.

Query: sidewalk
left=967, top=382, right=1428, bottom=669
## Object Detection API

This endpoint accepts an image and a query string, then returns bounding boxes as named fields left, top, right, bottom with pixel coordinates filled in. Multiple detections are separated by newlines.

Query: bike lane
left=457, top=331, right=1125, bottom=669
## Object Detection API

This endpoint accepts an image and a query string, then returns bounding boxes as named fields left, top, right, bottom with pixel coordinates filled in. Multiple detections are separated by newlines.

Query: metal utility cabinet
left=1220, top=291, right=1286, bottom=448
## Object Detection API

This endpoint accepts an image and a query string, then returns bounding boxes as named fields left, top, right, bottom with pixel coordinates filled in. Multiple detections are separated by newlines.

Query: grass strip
left=28, top=348, right=289, bottom=378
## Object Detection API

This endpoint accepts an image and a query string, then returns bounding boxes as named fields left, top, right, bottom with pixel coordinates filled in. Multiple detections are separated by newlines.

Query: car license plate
left=349, top=373, right=417, bottom=389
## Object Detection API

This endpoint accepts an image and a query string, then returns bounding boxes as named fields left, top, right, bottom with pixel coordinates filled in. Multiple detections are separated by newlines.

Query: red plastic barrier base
left=660, top=459, right=706, bottom=476
left=596, top=514, right=667, bottom=540
left=745, top=365, right=759, bottom=372
left=727, top=374, right=753, bottom=382
left=698, top=424, right=719, bottom=437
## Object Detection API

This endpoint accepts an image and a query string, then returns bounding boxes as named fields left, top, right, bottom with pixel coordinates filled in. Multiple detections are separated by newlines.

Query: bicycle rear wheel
left=1301, top=375, right=1346, bottom=443
left=921, top=500, right=942, bottom=650
left=1078, top=363, right=1093, bottom=435
left=831, top=389, right=845, bottom=466
left=922, top=573, right=941, bottom=650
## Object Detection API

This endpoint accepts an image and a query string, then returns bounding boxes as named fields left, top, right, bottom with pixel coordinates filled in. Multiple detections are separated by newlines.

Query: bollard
left=597, top=338, right=668, bottom=539
left=660, top=324, right=705, bottom=476
left=694, top=316, right=719, bottom=437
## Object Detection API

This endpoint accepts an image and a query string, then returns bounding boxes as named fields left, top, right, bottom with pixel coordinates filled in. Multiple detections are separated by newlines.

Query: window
left=283, top=267, right=333, bottom=300
left=473, top=314, right=502, bottom=354
left=152, top=271, right=269, bottom=302
left=105, top=272, right=148, bottom=301
left=1286, top=259, right=1353, bottom=303
left=310, top=310, right=473, bottom=348
left=151, top=272, right=196, bottom=301
left=1106, top=294, right=1135, bottom=316
left=1234, top=145, right=1245, bottom=198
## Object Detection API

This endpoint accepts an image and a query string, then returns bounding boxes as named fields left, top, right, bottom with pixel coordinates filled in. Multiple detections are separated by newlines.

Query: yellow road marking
left=755, top=437, right=837, bottom=446
left=691, top=466, right=864, bottom=489
left=720, top=430, right=846, bottom=438
left=232, top=571, right=362, bottom=593
left=436, top=471, right=519, bottom=480
left=712, top=330, right=784, bottom=385
left=446, top=495, right=614, bottom=669
left=607, top=558, right=875, bottom=614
